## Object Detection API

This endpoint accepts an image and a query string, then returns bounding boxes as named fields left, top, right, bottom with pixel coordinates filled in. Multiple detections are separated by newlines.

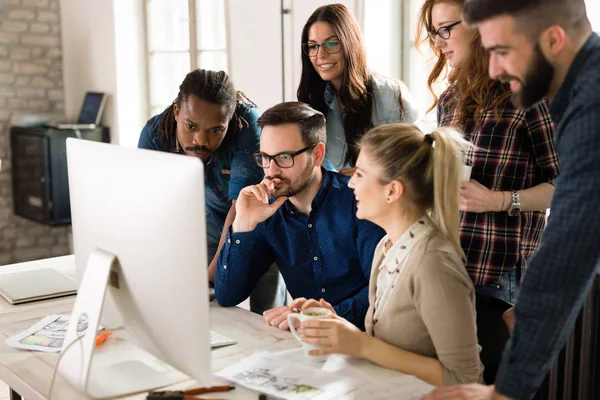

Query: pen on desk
left=147, top=386, right=235, bottom=400
left=95, top=331, right=112, bottom=346
left=185, top=385, right=235, bottom=395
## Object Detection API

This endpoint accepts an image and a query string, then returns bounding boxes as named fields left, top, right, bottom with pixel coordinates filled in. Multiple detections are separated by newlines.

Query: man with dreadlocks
left=138, top=69, right=285, bottom=313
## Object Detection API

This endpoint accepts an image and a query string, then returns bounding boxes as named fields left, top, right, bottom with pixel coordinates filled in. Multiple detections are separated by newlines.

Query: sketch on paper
left=6, top=314, right=90, bottom=353
left=233, top=368, right=323, bottom=398
left=217, top=351, right=358, bottom=400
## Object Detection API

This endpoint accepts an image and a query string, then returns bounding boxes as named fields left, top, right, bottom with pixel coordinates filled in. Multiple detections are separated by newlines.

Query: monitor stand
left=59, top=249, right=177, bottom=399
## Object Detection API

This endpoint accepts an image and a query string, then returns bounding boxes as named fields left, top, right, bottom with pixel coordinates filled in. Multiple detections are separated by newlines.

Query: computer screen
left=62, top=139, right=211, bottom=398
left=77, top=92, right=107, bottom=124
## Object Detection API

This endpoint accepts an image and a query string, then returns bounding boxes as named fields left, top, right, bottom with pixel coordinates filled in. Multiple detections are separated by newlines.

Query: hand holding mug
left=288, top=307, right=333, bottom=362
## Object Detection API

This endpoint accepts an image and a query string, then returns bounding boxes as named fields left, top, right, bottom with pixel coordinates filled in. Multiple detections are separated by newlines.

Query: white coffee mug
left=462, top=165, right=473, bottom=181
left=288, top=307, right=333, bottom=363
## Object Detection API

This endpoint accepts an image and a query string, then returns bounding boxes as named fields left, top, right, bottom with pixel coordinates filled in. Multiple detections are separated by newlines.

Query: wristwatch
left=507, top=191, right=521, bottom=216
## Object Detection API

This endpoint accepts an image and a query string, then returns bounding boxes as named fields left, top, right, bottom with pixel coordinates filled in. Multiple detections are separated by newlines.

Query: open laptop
left=47, top=92, right=107, bottom=129
left=0, top=268, right=77, bottom=305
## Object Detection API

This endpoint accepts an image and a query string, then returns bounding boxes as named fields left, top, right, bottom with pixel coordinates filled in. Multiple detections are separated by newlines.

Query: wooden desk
left=0, top=257, right=408, bottom=400
left=0, top=256, right=301, bottom=399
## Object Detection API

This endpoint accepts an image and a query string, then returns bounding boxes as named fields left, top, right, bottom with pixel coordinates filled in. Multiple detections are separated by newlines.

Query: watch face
left=508, top=207, right=521, bottom=217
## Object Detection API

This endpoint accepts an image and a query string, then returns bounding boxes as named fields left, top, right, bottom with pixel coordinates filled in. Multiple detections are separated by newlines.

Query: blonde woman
left=294, top=124, right=483, bottom=386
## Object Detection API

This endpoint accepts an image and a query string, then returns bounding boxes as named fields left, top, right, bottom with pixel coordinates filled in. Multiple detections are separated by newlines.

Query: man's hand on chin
left=421, top=384, right=512, bottom=400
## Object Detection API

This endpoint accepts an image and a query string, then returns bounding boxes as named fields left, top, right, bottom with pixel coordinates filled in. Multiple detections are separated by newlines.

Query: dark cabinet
left=10, top=126, right=109, bottom=225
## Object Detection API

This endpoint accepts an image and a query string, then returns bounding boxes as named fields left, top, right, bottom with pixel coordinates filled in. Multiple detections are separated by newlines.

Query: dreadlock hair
left=157, top=69, right=257, bottom=153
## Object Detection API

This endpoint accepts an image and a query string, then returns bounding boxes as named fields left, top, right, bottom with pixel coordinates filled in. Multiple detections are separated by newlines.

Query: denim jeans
left=476, top=267, right=521, bottom=306
left=475, top=267, right=521, bottom=383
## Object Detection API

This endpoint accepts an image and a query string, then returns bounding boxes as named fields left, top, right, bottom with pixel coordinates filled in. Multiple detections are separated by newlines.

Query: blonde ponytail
left=360, top=124, right=471, bottom=257
left=428, top=128, right=471, bottom=257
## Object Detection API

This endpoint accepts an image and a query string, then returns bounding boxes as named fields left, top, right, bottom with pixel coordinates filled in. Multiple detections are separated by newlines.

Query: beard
left=510, top=43, right=554, bottom=109
left=268, top=159, right=315, bottom=198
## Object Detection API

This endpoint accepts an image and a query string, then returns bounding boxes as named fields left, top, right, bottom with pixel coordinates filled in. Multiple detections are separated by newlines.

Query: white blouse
left=373, top=215, right=434, bottom=324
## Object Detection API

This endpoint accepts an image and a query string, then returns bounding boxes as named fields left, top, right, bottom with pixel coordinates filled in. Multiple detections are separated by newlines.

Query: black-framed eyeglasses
left=428, top=21, right=462, bottom=41
left=302, top=40, right=342, bottom=57
left=253, top=144, right=317, bottom=169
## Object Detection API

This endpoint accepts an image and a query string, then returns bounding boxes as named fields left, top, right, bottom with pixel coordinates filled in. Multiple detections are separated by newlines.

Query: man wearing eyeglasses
left=214, top=102, right=385, bottom=331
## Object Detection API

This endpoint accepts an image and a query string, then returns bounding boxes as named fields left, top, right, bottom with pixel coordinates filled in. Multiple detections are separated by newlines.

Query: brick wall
left=0, top=0, right=71, bottom=266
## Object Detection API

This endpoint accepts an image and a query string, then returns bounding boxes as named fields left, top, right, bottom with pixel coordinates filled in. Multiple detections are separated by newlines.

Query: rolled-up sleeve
left=228, top=106, right=264, bottom=201
left=375, top=78, right=419, bottom=125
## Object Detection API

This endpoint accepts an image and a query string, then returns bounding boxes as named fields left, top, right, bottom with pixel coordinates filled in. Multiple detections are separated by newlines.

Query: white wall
left=586, top=0, right=600, bottom=31
left=363, top=0, right=402, bottom=79
left=59, top=0, right=119, bottom=142
left=225, top=0, right=283, bottom=109
left=59, top=0, right=147, bottom=147
left=113, top=0, right=148, bottom=148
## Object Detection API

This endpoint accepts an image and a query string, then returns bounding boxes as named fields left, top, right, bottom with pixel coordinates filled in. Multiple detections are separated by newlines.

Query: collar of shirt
left=380, top=215, right=433, bottom=275
left=282, top=168, right=339, bottom=216
left=550, top=32, right=600, bottom=123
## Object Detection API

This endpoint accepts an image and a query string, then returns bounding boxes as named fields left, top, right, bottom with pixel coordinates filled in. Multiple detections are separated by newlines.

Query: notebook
left=46, top=92, right=107, bottom=130
left=0, top=268, right=77, bottom=305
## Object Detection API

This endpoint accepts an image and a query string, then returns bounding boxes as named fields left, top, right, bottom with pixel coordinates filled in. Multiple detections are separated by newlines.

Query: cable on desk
left=47, top=325, right=124, bottom=400
left=47, top=333, right=85, bottom=400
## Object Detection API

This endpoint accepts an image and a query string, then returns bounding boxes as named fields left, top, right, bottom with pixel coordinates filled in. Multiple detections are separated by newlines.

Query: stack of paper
left=217, top=349, right=436, bottom=399
left=216, top=351, right=364, bottom=400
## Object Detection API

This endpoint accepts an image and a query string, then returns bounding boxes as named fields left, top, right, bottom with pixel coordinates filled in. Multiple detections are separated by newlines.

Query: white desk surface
left=0, top=256, right=408, bottom=399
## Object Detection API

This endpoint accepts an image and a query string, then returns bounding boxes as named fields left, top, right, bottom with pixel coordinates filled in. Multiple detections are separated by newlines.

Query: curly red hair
left=416, top=0, right=511, bottom=127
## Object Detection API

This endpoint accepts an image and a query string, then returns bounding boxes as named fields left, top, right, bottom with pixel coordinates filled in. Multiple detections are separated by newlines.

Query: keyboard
left=210, top=330, right=237, bottom=348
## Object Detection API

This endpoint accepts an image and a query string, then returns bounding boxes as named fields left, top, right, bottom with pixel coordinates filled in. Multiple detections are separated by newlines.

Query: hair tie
left=424, top=134, right=434, bottom=145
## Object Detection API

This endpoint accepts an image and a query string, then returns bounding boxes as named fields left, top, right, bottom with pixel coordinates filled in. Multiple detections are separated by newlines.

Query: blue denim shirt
left=495, top=32, right=600, bottom=399
left=137, top=103, right=264, bottom=243
left=323, top=73, right=419, bottom=170
left=214, top=170, right=386, bottom=330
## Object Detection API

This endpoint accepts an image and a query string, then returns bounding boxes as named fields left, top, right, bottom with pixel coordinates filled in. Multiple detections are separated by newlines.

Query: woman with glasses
left=417, top=0, right=560, bottom=383
left=294, top=124, right=483, bottom=386
left=298, top=3, right=418, bottom=172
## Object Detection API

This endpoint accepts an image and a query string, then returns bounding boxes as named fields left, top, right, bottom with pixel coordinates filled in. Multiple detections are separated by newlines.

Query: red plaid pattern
left=438, top=86, right=560, bottom=286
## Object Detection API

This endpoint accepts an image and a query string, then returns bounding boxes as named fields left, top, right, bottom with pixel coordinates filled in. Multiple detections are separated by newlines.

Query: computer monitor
left=60, top=138, right=211, bottom=399
left=77, top=92, right=107, bottom=125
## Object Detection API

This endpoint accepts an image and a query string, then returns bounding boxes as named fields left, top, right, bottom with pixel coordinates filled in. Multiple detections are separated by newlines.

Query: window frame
left=143, top=0, right=229, bottom=118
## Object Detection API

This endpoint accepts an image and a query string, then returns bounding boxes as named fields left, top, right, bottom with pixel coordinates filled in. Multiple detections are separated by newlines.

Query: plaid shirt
left=438, top=87, right=559, bottom=286
left=495, top=32, right=600, bottom=400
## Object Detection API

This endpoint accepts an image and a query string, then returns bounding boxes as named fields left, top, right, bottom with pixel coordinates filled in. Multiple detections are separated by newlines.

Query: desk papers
left=216, top=351, right=362, bottom=399
left=6, top=314, right=88, bottom=353
left=216, top=350, right=436, bottom=399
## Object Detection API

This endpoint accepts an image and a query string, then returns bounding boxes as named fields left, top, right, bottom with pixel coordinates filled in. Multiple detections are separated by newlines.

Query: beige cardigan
left=364, top=233, right=484, bottom=385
